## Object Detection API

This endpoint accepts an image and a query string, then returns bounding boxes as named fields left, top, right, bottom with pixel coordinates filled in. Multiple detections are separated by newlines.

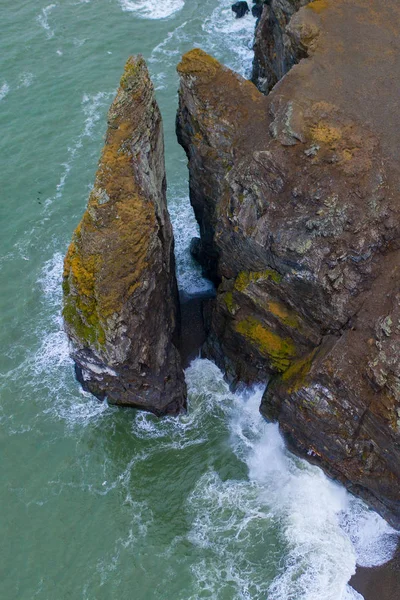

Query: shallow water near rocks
left=0, top=1, right=398, bottom=599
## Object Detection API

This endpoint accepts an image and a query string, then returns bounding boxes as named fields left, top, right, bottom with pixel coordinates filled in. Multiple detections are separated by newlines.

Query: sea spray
left=119, top=0, right=185, bottom=19
left=185, top=359, right=398, bottom=600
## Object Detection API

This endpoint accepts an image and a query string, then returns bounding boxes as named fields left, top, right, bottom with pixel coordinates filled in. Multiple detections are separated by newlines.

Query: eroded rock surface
left=63, top=56, right=186, bottom=416
left=176, top=0, right=400, bottom=525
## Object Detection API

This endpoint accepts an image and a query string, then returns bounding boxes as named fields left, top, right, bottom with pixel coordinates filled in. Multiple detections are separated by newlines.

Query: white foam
left=149, top=20, right=189, bottom=63
left=27, top=252, right=115, bottom=428
left=201, top=0, right=256, bottom=77
left=147, top=0, right=255, bottom=76
left=340, top=496, right=398, bottom=568
left=130, top=364, right=222, bottom=446
left=119, top=0, right=184, bottom=20
left=168, top=184, right=214, bottom=295
left=0, top=82, right=10, bottom=101
left=18, top=72, right=34, bottom=88
left=184, top=359, right=398, bottom=600
left=38, top=252, right=64, bottom=303
left=36, top=4, right=57, bottom=39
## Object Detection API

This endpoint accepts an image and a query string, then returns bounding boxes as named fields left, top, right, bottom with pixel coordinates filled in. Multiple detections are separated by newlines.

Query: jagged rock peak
left=63, top=55, right=186, bottom=416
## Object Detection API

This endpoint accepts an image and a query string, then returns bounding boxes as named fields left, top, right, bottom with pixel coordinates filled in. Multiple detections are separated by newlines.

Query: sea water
left=0, top=1, right=397, bottom=599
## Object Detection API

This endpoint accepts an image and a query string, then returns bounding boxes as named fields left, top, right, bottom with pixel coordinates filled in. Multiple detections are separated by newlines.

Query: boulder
left=232, top=1, right=250, bottom=18
left=251, top=3, right=263, bottom=20
left=176, top=0, right=400, bottom=526
left=63, top=56, right=186, bottom=416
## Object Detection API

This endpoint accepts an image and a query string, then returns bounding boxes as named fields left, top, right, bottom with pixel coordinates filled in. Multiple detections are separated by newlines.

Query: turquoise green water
left=0, top=2, right=397, bottom=599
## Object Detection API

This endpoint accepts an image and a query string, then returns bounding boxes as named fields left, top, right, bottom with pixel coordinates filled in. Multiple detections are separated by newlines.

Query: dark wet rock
left=251, top=3, right=263, bottom=19
left=232, top=1, right=250, bottom=18
left=176, top=0, right=400, bottom=526
left=63, top=56, right=186, bottom=416
left=252, top=0, right=311, bottom=94
left=189, top=237, right=219, bottom=283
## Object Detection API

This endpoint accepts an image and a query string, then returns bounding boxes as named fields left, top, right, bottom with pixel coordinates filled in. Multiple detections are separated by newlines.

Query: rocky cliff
left=63, top=56, right=186, bottom=416
left=176, top=0, right=400, bottom=526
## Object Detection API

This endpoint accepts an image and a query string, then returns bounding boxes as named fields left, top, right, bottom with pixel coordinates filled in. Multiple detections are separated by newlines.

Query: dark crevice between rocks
left=251, top=0, right=312, bottom=95
left=179, top=290, right=215, bottom=368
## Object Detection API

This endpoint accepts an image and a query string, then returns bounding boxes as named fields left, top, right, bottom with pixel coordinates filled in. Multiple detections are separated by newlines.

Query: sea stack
left=176, top=0, right=400, bottom=526
left=63, top=56, right=186, bottom=416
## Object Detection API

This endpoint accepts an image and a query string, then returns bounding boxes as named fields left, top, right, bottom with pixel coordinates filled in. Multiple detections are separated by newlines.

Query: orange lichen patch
left=63, top=239, right=106, bottom=348
left=342, top=148, right=353, bottom=161
left=308, top=0, right=329, bottom=14
left=96, top=196, right=156, bottom=319
left=235, top=316, right=297, bottom=372
left=67, top=251, right=98, bottom=298
left=267, top=301, right=300, bottom=329
left=311, top=101, right=338, bottom=115
left=310, top=122, right=342, bottom=144
left=94, top=123, right=137, bottom=202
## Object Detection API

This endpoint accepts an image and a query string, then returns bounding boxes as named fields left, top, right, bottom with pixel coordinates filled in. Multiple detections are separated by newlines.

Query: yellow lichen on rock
left=308, top=0, right=329, bottom=14
left=234, top=269, right=282, bottom=292
left=267, top=301, right=299, bottom=329
left=177, top=49, right=221, bottom=79
left=310, top=122, right=342, bottom=144
left=235, top=316, right=297, bottom=372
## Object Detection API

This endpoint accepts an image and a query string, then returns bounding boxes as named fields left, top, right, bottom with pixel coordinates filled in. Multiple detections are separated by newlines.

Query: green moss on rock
left=280, top=348, right=318, bottom=392
left=223, top=291, right=236, bottom=314
left=234, top=269, right=283, bottom=292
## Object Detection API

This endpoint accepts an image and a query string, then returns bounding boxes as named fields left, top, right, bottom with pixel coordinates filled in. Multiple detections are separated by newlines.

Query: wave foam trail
left=119, top=0, right=184, bottom=20
left=46, top=91, right=112, bottom=207
left=37, top=4, right=57, bottom=38
left=184, top=359, right=398, bottom=600
left=0, top=82, right=10, bottom=101
left=26, top=252, right=113, bottom=428
left=18, top=73, right=34, bottom=88
left=202, top=0, right=256, bottom=77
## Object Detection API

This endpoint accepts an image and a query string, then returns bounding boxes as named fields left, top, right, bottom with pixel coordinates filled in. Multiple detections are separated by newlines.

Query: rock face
left=63, top=56, right=186, bottom=416
left=176, top=0, right=400, bottom=526
left=252, top=0, right=310, bottom=94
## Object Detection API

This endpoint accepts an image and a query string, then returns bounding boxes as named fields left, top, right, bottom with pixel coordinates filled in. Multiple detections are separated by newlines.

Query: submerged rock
left=232, top=1, right=250, bottom=19
left=63, top=56, right=186, bottom=416
left=176, top=0, right=400, bottom=526
left=251, top=3, right=263, bottom=20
